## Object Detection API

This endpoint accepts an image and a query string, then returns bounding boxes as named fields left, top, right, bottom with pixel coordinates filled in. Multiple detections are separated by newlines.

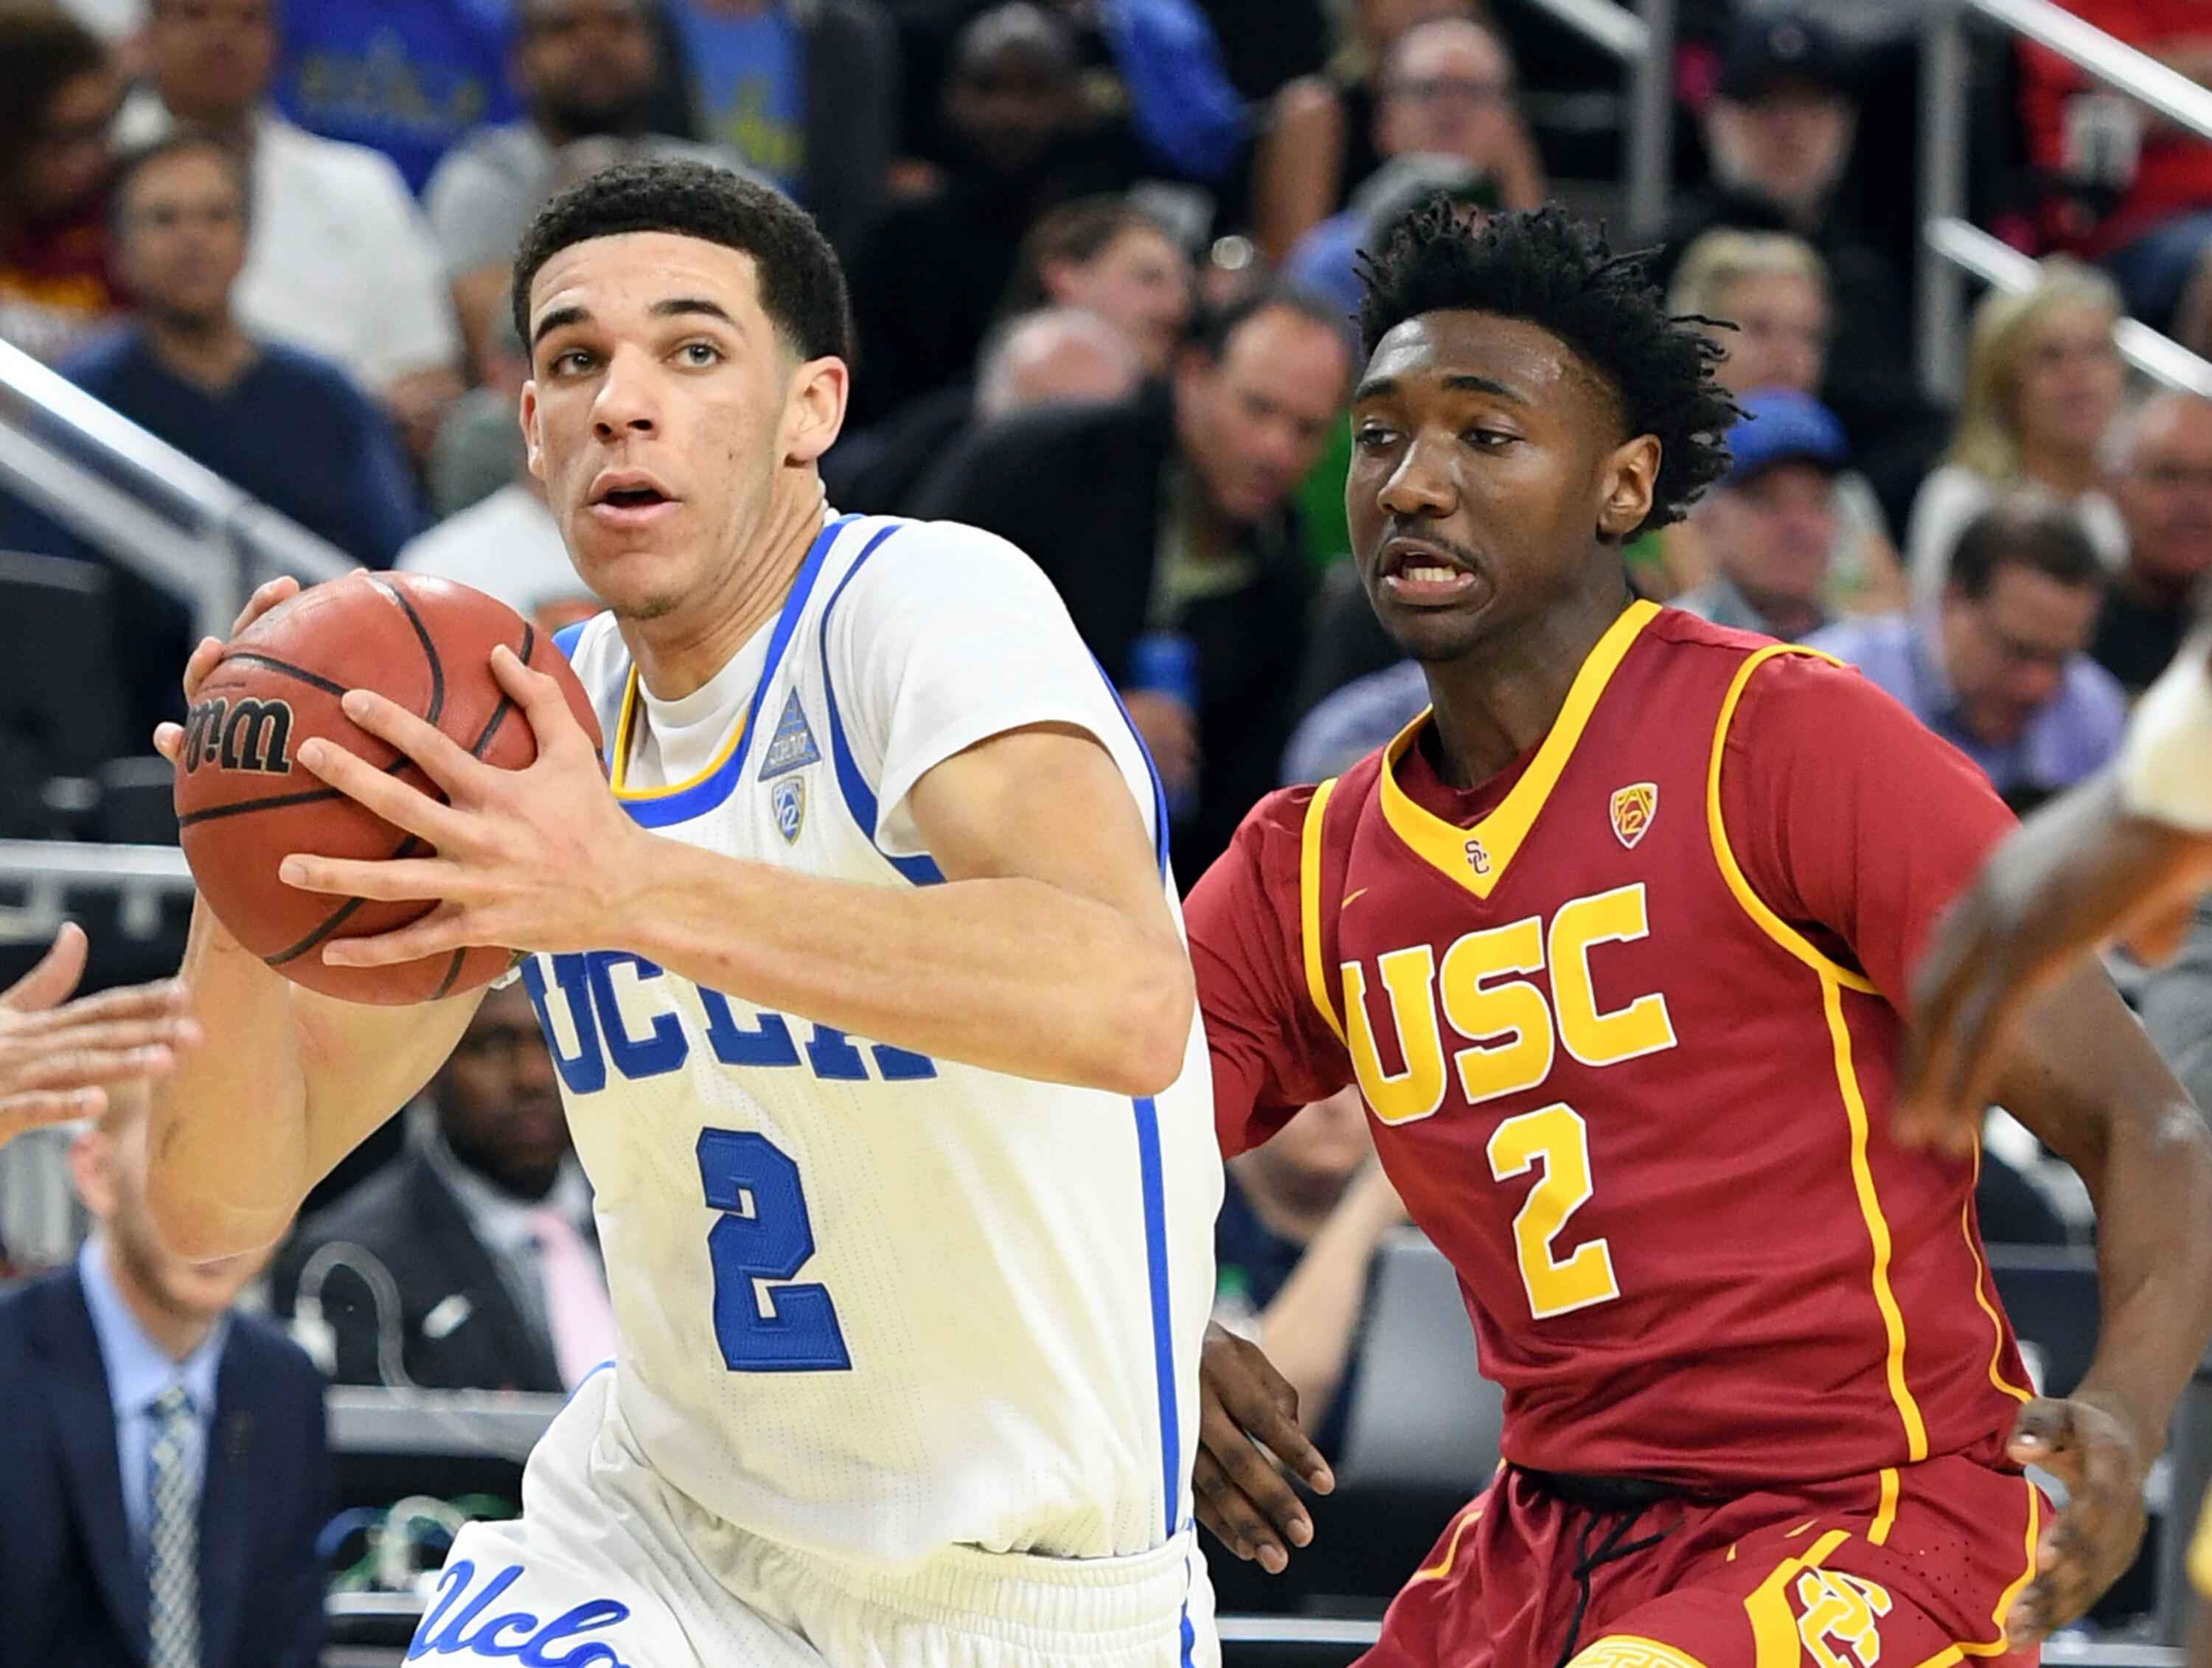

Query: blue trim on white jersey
left=552, top=620, right=588, bottom=661
left=617, top=515, right=852, bottom=830
left=1130, top=1094, right=1180, bottom=1540
left=1088, top=656, right=1172, bottom=882
left=815, top=522, right=948, bottom=887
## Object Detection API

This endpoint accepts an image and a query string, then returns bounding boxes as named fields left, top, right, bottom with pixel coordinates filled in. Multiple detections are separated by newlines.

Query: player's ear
left=1597, top=433, right=1660, bottom=539
left=784, top=354, right=848, bottom=468
left=519, top=381, right=546, bottom=484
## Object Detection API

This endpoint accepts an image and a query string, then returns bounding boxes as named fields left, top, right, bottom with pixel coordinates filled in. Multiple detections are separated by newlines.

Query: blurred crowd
left=12, top=0, right=2212, bottom=1647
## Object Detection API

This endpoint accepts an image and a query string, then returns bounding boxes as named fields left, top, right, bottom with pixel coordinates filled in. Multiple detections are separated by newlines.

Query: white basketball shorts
left=402, top=1369, right=1219, bottom=1667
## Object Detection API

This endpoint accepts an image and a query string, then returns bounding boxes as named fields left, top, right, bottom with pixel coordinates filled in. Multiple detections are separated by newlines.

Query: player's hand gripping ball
left=173, top=572, right=602, bottom=1004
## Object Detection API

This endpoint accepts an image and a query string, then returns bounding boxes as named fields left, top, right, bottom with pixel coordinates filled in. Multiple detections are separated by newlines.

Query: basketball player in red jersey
left=1183, top=203, right=2212, bottom=1668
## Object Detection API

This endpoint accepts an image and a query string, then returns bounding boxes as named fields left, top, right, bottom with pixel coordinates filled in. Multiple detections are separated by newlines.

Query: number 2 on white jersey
left=696, top=1130, right=852, bottom=1371
left=1486, top=1103, right=1620, bottom=1320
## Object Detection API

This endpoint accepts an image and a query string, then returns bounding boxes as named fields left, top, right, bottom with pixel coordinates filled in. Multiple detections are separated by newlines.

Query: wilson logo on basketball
left=181, top=695, right=295, bottom=776
left=1609, top=782, right=1657, bottom=849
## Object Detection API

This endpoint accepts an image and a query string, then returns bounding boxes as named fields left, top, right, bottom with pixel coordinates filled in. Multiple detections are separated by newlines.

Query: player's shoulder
left=820, top=511, right=1071, bottom=622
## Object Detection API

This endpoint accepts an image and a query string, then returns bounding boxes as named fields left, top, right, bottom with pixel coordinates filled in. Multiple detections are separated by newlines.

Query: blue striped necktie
left=146, top=1384, right=199, bottom=1668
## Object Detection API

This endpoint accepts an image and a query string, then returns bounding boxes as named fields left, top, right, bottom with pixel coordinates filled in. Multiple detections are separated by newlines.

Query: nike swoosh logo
left=1342, top=888, right=1369, bottom=908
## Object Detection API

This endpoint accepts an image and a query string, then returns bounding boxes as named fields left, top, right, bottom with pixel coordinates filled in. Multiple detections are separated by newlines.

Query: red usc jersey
left=1189, top=602, right=2036, bottom=1492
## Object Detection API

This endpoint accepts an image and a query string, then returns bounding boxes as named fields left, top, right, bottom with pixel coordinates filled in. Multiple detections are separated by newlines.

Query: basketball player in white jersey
left=146, top=159, right=1222, bottom=1667
left=1900, top=629, right=2212, bottom=1147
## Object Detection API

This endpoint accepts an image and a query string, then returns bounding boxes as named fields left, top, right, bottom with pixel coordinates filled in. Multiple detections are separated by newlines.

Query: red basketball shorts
left=1360, top=1455, right=2045, bottom=1668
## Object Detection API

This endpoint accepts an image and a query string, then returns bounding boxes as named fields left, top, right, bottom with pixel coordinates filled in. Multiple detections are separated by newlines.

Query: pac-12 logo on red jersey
left=1610, top=782, right=1657, bottom=849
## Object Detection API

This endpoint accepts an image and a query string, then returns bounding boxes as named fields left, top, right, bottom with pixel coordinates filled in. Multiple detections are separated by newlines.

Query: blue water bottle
left=1127, top=630, right=1200, bottom=821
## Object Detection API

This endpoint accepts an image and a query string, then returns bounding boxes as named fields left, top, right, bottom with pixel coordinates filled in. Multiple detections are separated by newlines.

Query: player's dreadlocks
left=1357, top=201, right=1739, bottom=532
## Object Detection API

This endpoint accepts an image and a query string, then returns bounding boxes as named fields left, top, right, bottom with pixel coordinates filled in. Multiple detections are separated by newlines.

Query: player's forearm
left=621, top=840, right=1195, bottom=1096
left=2000, top=967, right=2212, bottom=1457
left=148, top=903, right=320, bottom=1259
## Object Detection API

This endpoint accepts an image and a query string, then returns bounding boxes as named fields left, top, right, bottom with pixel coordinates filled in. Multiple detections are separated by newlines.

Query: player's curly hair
left=511, top=159, right=853, bottom=364
left=1357, top=201, right=1739, bottom=531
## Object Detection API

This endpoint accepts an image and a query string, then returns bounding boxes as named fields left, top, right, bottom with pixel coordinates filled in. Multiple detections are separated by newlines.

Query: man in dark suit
left=0, top=1083, right=329, bottom=1668
left=272, top=981, right=611, bottom=1393
left=916, top=286, right=1352, bottom=883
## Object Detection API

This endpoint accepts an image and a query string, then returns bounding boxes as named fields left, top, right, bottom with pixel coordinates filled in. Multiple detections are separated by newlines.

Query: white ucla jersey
left=529, top=511, right=1222, bottom=1571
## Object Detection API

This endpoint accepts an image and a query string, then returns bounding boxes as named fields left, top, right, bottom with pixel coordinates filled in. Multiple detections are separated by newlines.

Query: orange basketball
left=173, top=572, right=602, bottom=1005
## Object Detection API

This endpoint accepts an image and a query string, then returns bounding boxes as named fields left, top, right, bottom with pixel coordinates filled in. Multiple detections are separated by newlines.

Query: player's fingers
left=335, top=689, right=492, bottom=799
left=178, top=634, right=227, bottom=705
left=277, top=849, right=457, bottom=904
left=153, top=721, right=186, bottom=765
left=1192, top=1448, right=1293, bottom=1573
left=316, top=905, right=477, bottom=969
left=491, top=646, right=596, bottom=765
left=2122, top=895, right=2197, bottom=965
left=229, top=575, right=299, bottom=639
left=0, top=922, right=88, bottom=1015
left=0, top=1039, right=181, bottom=1097
left=13, top=973, right=189, bottom=1032
left=1194, top=1397, right=1316, bottom=1552
left=7, top=1009, right=198, bottom=1067
left=293, top=737, right=467, bottom=849
left=0, top=1085, right=109, bottom=1139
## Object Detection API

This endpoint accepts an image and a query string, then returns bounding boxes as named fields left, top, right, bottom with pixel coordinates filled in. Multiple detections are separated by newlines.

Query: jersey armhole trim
left=1704, top=644, right=1880, bottom=996
left=1300, top=777, right=1347, bottom=1043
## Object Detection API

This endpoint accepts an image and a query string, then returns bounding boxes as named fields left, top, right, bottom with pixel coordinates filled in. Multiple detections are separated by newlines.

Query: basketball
left=173, top=571, right=602, bottom=1006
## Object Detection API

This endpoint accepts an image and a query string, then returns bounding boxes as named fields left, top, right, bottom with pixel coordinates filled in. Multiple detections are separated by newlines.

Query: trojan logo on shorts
left=1610, top=782, right=1657, bottom=849
left=773, top=775, right=805, bottom=843
left=1792, top=1567, right=1892, bottom=1668
left=181, top=696, right=295, bottom=776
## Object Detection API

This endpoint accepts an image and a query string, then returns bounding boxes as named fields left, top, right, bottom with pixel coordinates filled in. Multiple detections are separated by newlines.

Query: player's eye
left=1353, top=423, right=1400, bottom=451
left=549, top=347, right=596, bottom=375
left=677, top=341, right=721, bottom=367
left=1464, top=427, right=1517, bottom=449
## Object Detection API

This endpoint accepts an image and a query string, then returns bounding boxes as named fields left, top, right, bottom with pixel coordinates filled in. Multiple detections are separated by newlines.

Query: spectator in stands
left=2095, top=387, right=2212, bottom=693
left=1658, top=9, right=1940, bottom=533
left=427, top=0, right=742, bottom=369
left=0, top=1083, right=327, bottom=1668
left=1214, top=1083, right=1406, bottom=1461
left=1675, top=389, right=1846, bottom=642
left=274, top=983, right=609, bottom=1393
left=268, top=0, right=519, bottom=194
left=825, top=304, right=1144, bottom=515
left=117, top=0, right=465, bottom=459
left=52, top=133, right=417, bottom=734
left=1657, top=230, right=1905, bottom=615
left=1001, top=195, right=1194, bottom=378
left=0, top=10, right=122, bottom=361
left=1281, top=16, right=1540, bottom=313
left=916, top=288, right=1349, bottom=882
left=665, top=0, right=897, bottom=260
left=1809, top=499, right=2127, bottom=810
left=1248, top=0, right=1479, bottom=265
left=847, top=2, right=1119, bottom=427
left=2018, top=0, right=2212, bottom=347
left=1905, top=259, right=2127, bottom=602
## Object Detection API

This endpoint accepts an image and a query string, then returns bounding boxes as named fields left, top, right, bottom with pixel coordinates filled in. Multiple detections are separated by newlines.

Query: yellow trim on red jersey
left=1871, top=1467, right=1899, bottom=1546
left=1745, top=1528, right=1851, bottom=1668
left=1299, top=777, right=1347, bottom=1043
left=1902, top=1648, right=1965, bottom=1668
left=1374, top=600, right=1658, bottom=900
left=1822, top=973, right=1930, bottom=1462
left=1408, top=1501, right=1484, bottom=1582
left=1962, top=1150, right=2037, bottom=1405
left=1703, top=645, right=1879, bottom=997
left=1567, top=1636, right=1714, bottom=1668
left=1958, top=1480, right=2040, bottom=1655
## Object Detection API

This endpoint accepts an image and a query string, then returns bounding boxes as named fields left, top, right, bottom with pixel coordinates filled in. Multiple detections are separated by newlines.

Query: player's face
left=521, top=232, right=846, bottom=625
left=1347, top=309, right=1658, bottom=663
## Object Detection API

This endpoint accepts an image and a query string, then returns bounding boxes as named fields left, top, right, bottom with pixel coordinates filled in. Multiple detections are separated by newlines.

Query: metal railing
left=1504, top=0, right=1674, bottom=243
left=0, top=838, right=192, bottom=945
left=0, top=335, right=354, bottom=642
left=1919, top=0, right=2212, bottom=398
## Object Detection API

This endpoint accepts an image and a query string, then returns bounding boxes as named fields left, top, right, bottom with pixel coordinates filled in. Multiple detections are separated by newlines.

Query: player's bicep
left=294, top=982, right=486, bottom=1184
left=905, top=722, right=1178, bottom=940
